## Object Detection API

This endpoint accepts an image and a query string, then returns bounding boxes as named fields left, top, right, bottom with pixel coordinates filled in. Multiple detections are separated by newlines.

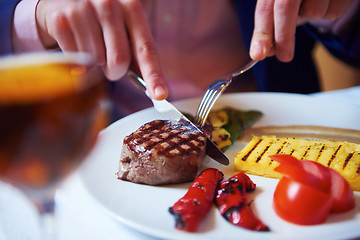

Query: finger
left=251, top=0, right=275, bottom=60
left=35, top=1, right=60, bottom=49
left=48, top=12, right=77, bottom=52
left=67, top=2, right=106, bottom=65
left=91, top=0, right=131, bottom=80
left=325, top=0, right=354, bottom=20
left=299, top=0, right=330, bottom=19
left=273, top=0, right=302, bottom=62
left=122, top=0, right=168, bottom=100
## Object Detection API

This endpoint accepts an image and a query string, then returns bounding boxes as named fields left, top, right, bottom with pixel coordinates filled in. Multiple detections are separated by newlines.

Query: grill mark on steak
left=124, top=120, right=205, bottom=158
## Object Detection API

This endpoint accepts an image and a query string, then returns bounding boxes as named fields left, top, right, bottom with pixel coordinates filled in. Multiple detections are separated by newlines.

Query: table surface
left=0, top=86, right=359, bottom=240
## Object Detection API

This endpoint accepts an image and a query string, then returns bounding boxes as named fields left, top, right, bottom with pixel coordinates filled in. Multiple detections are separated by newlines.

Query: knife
left=127, top=69, right=229, bottom=166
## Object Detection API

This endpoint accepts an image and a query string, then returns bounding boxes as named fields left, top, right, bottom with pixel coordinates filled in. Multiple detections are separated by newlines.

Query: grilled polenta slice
left=235, top=135, right=360, bottom=191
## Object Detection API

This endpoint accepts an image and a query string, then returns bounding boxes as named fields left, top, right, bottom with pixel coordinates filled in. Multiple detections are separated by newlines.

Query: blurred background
left=313, top=43, right=360, bottom=91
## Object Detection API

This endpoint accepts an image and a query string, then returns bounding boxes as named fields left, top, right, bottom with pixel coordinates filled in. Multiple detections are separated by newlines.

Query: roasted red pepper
left=215, top=172, right=270, bottom=231
left=169, top=168, right=224, bottom=232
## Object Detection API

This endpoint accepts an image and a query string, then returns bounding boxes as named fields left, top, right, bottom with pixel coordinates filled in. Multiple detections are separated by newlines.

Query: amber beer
left=0, top=53, right=108, bottom=191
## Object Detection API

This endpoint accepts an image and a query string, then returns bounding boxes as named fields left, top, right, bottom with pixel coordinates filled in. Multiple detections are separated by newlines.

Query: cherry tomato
left=270, top=154, right=355, bottom=225
left=273, top=177, right=333, bottom=225
left=327, top=168, right=355, bottom=213
left=299, top=161, right=354, bottom=213
left=271, top=154, right=331, bottom=192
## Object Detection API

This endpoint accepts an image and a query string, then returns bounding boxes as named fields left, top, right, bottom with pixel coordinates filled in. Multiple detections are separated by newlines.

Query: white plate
left=79, top=92, right=360, bottom=240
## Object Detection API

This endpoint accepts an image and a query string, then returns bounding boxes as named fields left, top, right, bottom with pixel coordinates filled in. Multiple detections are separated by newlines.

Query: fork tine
left=195, top=91, right=210, bottom=118
left=195, top=88, right=218, bottom=125
left=194, top=80, right=230, bottom=127
left=194, top=89, right=215, bottom=125
left=196, top=90, right=217, bottom=126
left=198, top=88, right=223, bottom=127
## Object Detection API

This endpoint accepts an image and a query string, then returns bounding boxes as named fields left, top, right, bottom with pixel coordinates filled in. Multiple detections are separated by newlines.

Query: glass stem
left=39, top=200, right=57, bottom=240
left=30, top=190, right=58, bottom=240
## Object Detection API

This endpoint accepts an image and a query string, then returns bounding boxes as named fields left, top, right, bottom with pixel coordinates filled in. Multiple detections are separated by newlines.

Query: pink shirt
left=12, top=0, right=46, bottom=52
left=142, top=0, right=248, bottom=99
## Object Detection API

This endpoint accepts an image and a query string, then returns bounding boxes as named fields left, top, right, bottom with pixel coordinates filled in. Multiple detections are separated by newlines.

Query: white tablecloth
left=310, top=86, right=360, bottom=107
left=0, top=86, right=359, bottom=240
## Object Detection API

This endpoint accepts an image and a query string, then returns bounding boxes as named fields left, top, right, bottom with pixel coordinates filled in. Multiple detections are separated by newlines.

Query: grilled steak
left=117, top=119, right=207, bottom=185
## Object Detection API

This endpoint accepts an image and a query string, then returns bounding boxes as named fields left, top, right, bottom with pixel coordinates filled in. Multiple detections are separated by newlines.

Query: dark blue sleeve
left=234, top=0, right=320, bottom=93
left=0, top=0, right=21, bottom=55
left=234, top=0, right=360, bottom=68
left=303, top=1, right=360, bottom=68
left=234, top=0, right=360, bottom=94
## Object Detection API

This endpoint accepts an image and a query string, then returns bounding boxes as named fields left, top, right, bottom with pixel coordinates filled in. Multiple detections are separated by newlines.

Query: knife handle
left=127, top=67, right=147, bottom=93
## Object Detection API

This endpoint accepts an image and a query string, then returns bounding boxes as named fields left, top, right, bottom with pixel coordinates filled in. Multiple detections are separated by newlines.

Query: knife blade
left=127, top=69, right=229, bottom=165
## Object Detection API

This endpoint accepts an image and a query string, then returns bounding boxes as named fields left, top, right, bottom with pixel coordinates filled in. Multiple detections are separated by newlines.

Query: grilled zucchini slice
left=211, top=127, right=232, bottom=150
left=208, top=110, right=229, bottom=127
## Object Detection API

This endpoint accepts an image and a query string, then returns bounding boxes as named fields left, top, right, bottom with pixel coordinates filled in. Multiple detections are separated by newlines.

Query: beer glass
left=0, top=52, right=109, bottom=239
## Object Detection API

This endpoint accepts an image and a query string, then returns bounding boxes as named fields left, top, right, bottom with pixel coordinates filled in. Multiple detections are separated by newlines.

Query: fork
left=193, top=59, right=258, bottom=127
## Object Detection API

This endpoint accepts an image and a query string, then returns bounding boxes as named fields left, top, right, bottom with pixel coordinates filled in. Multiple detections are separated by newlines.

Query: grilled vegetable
left=235, top=135, right=360, bottom=191
left=211, top=127, right=232, bottom=149
left=215, top=172, right=270, bottom=231
left=225, top=108, right=262, bottom=142
left=208, top=108, right=262, bottom=150
left=208, top=110, right=229, bottom=127
left=169, top=168, right=224, bottom=232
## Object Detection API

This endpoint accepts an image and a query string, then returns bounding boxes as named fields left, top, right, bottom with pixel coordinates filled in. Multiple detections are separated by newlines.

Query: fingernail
left=277, top=48, right=293, bottom=62
left=250, top=41, right=260, bottom=57
left=250, top=41, right=266, bottom=60
left=154, top=85, right=168, bottom=99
